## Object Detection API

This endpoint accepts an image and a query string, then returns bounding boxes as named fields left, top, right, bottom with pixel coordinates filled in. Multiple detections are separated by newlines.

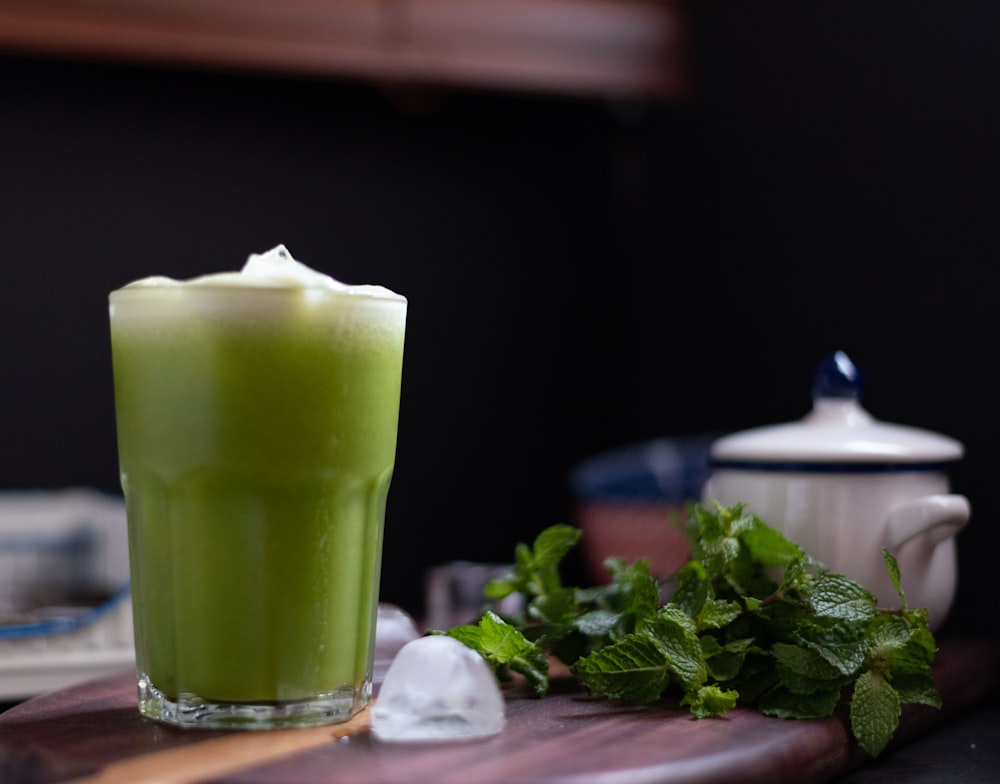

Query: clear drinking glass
left=109, top=276, right=406, bottom=729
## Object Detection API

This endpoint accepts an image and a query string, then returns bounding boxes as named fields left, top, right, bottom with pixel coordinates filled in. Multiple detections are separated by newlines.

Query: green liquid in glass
left=110, top=284, right=405, bottom=726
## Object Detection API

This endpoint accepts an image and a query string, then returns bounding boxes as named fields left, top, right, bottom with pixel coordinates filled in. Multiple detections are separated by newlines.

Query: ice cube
left=370, top=635, right=505, bottom=742
left=373, top=604, right=421, bottom=683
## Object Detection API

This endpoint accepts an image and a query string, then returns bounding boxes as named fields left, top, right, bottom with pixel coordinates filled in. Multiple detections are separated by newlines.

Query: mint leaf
left=681, top=684, right=739, bottom=718
left=850, top=670, right=901, bottom=757
left=671, top=561, right=710, bottom=618
left=726, top=512, right=759, bottom=538
left=882, top=548, right=905, bottom=605
left=602, top=557, right=661, bottom=627
left=644, top=610, right=707, bottom=693
left=529, top=586, right=578, bottom=625
left=532, top=525, right=584, bottom=572
left=795, top=617, right=869, bottom=676
left=572, top=634, right=672, bottom=703
left=772, top=642, right=848, bottom=695
left=772, top=642, right=843, bottom=678
left=569, top=609, right=620, bottom=638
left=897, top=623, right=937, bottom=674
left=743, top=595, right=763, bottom=612
left=866, top=614, right=938, bottom=676
left=701, top=636, right=754, bottom=681
left=892, top=673, right=942, bottom=709
left=759, top=685, right=843, bottom=719
left=656, top=603, right=698, bottom=633
left=483, top=577, right=515, bottom=601
left=778, top=555, right=812, bottom=593
left=802, top=573, right=878, bottom=624
left=700, top=534, right=742, bottom=576
left=446, top=611, right=550, bottom=696
left=697, top=598, right=744, bottom=630
left=740, top=516, right=805, bottom=567
left=866, top=613, right=913, bottom=652
left=549, top=558, right=661, bottom=666
left=687, top=502, right=729, bottom=545
left=484, top=525, right=581, bottom=601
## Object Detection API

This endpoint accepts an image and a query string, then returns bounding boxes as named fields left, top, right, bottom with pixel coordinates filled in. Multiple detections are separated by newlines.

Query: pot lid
left=710, top=352, right=964, bottom=468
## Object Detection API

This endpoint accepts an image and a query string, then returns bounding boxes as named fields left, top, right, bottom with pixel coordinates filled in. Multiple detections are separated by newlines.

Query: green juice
left=109, top=250, right=405, bottom=728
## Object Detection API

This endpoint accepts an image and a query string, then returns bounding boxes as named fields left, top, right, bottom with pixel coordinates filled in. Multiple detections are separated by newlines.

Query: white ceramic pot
left=702, top=352, right=969, bottom=630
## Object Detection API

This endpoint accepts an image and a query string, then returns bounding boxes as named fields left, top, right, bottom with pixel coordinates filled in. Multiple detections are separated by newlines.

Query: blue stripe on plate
left=0, top=583, right=131, bottom=640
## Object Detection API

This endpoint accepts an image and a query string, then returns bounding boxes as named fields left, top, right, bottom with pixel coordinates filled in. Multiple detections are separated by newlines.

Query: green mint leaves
left=444, top=611, right=550, bottom=697
left=440, top=503, right=940, bottom=758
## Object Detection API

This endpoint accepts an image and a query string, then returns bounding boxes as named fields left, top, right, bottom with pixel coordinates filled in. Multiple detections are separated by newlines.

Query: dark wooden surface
left=1, top=638, right=998, bottom=784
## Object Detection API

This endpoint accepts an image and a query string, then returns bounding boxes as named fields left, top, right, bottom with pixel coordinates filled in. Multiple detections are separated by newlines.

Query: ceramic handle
left=884, top=494, right=970, bottom=551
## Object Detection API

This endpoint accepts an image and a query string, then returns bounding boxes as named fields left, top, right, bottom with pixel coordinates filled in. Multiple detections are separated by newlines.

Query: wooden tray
left=1, top=638, right=998, bottom=783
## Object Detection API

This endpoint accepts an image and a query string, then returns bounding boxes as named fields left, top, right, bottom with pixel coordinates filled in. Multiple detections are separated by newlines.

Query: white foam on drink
left=119, top=245, right=405, bottom=303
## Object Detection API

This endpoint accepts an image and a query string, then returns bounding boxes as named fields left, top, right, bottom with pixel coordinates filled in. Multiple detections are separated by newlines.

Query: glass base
left=136, top=673, right=371, bottom=730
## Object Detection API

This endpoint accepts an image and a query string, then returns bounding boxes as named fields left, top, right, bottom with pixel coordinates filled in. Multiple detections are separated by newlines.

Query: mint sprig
left=443, top=610, right=550, bottom=697
left=438, top=503, right=941, bottom=757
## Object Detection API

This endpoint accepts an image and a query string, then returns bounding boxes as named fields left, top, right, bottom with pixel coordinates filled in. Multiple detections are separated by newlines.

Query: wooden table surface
left=2, top=638, right=998, bottom=784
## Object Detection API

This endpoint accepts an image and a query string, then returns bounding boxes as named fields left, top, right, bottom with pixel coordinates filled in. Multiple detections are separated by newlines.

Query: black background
left=1, top=1, right=997, bottom=637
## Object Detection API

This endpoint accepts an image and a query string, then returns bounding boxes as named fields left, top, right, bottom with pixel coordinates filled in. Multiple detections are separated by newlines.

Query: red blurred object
left=570, top=437, right=714, bottom=586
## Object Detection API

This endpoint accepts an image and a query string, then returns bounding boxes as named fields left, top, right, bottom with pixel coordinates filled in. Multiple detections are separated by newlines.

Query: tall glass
left=109, top=272, right=406, bottom=729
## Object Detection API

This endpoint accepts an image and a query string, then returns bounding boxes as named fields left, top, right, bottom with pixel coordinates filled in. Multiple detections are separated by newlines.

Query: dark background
left=1, top=1, right=997, bottom=637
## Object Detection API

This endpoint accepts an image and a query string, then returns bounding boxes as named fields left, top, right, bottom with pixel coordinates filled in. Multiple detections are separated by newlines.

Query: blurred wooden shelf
left=0, top=0, right=689, bottom=99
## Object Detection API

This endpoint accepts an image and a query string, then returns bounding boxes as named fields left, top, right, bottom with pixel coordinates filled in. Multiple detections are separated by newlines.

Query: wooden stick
left=68, top=706, right=372, bottom=784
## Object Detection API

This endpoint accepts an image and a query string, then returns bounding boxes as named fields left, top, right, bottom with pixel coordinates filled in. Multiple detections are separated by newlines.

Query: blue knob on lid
left=812, top=351, right=863, bottom=401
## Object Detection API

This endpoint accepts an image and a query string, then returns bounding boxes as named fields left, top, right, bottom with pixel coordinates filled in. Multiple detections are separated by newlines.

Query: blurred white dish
left=0, top=488, right=134, bottom=701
